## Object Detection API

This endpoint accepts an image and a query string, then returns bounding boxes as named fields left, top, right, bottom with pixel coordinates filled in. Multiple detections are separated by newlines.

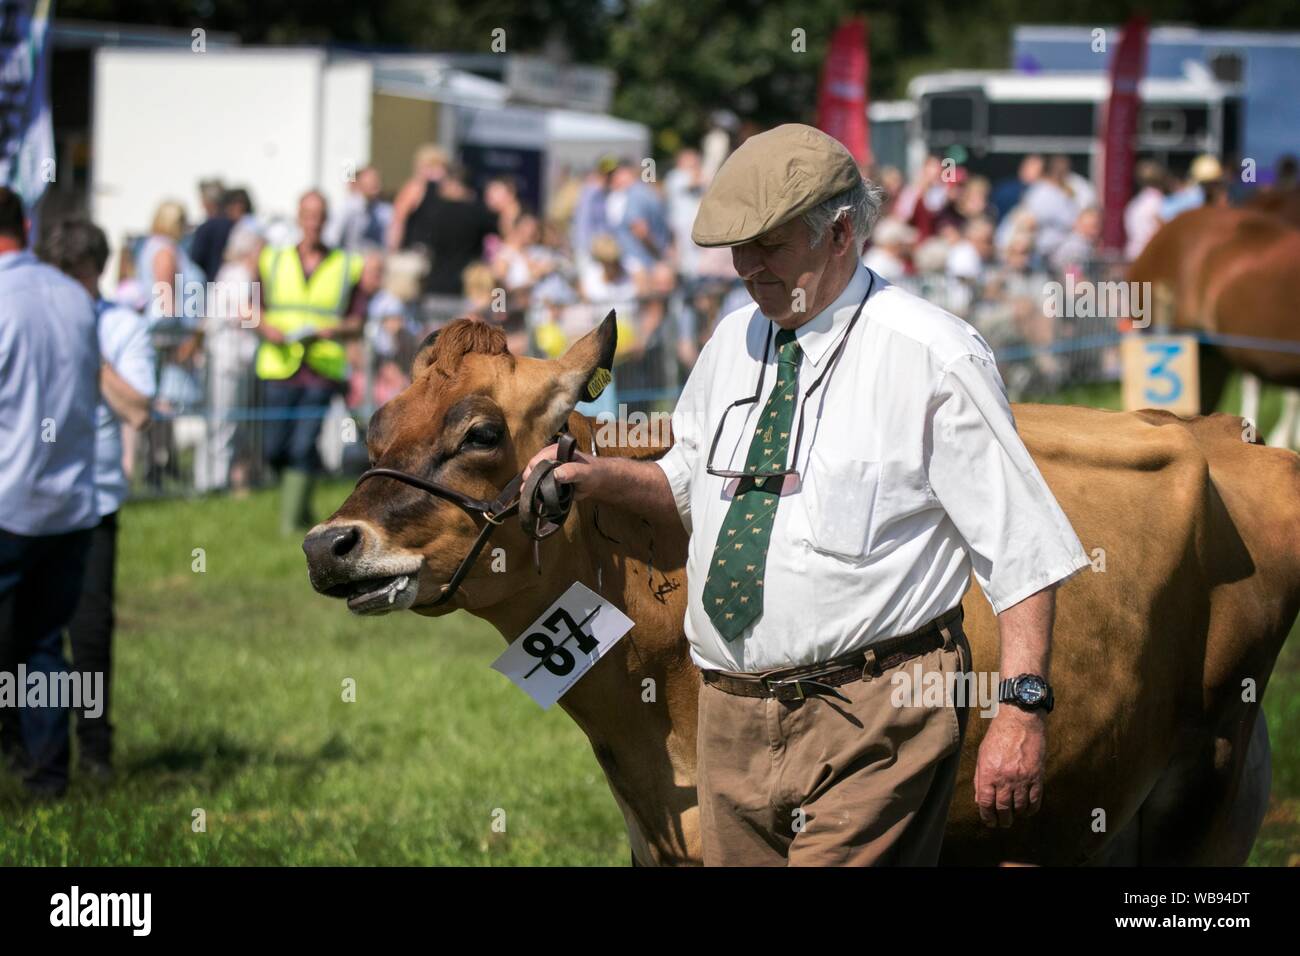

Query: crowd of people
left=100, top=143, right=754, bottom=507
left=63, top=140, right=1294, bottom=510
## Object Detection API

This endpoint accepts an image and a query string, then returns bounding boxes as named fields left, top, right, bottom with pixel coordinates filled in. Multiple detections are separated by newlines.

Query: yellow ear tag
left=585, top=366, right=612, bottom=401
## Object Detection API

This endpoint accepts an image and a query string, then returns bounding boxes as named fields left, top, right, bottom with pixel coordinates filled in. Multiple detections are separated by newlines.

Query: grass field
left=0, top=375, right=1296, bottom=865
left=0, top=482, right=628, bottom=865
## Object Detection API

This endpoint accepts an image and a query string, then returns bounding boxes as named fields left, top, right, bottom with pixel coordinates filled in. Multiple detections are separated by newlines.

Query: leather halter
left=355, top=432, right=579, bottom=607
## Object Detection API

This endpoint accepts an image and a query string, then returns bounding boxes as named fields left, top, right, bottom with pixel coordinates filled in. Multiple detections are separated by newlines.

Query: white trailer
left=91, top=46, right=650, bottom=282
left=92, top=46, right=373, bottom=270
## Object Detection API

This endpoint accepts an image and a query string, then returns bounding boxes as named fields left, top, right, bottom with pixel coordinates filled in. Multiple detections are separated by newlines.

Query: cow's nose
left=303, top=524, right=362, bottom=570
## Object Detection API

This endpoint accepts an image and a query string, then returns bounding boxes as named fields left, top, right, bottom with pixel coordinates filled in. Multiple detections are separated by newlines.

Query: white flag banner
left=0, top=0, right=54, bottom=209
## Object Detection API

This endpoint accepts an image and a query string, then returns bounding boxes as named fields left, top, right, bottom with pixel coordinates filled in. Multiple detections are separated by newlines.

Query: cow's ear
left=542, top=310, right=617, bottom=430
left=410, top=329, right=440, bottom=379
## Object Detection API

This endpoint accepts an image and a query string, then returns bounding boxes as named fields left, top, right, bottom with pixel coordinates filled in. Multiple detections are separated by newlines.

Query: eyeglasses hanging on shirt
left=705, top=272, right=875, bottom=494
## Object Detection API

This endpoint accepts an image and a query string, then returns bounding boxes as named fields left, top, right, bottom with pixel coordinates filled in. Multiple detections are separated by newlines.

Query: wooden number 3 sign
left=1121, top=333, right=1200, bottom=417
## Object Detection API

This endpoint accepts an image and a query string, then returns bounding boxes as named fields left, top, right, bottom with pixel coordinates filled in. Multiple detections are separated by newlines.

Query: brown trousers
left=696, top=618, right=973, bottom=866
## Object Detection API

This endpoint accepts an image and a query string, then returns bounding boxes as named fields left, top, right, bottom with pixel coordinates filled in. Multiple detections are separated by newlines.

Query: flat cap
left=691, top=124, right=863, bottom=247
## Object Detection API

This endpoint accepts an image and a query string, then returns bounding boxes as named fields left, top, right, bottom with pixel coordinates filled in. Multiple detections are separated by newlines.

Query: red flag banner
left=1100, top=16, right=1149, bottom=252
left=816, top=16, right=870, bottom=166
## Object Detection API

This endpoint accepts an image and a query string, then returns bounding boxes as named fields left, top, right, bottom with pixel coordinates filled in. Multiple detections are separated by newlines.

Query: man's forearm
left=100, top=364, right=152, bottom=429
left=995, top=586, right=1055, bottom=681
left=587, top=457, right=682, bottom=529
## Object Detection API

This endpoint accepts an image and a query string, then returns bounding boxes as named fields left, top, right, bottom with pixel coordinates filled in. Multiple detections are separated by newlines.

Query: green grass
left=0, top=481, right=627, bottom=865
left=1, top=372, right=1296, bottom=865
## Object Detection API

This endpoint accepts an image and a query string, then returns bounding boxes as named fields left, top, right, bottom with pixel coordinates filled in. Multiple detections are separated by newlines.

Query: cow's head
left=303, top=314, right=616, bottom=616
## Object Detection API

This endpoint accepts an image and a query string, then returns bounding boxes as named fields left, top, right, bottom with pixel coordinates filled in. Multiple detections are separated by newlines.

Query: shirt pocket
left=801, top=447, right=880, bottom=561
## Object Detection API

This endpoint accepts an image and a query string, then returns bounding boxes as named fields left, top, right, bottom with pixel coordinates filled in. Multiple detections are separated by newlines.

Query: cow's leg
left=1089, top=813, right=1142, bottom=866
left=1198, top=346, right=1233, bottom=415
left=1218, top=711, right=1272, bottom=865
left=1267, top=388, right=1300, bottom=450
left=1240, top=373, right=1261, bottom=431
left=1129, top=709, right=1268, bottom=866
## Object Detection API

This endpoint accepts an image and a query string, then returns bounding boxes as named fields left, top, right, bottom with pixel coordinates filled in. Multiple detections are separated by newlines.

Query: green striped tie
left=703, top=328, right=801, bottom=640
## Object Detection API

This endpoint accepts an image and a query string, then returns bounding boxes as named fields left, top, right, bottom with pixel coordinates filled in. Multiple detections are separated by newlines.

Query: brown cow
left=1127, top=205, right=1300, bottom=414
left=1246, top=186, right=1300, bottom=229
left=304, top=316, right=1300, bottom=865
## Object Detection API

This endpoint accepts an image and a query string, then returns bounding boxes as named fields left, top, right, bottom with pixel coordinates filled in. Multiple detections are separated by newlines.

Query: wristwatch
left=998, top=674, right=1054, bottom=713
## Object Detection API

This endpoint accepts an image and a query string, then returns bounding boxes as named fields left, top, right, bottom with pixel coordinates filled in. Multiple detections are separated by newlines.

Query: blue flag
left=0, top=0, right=55, bottom=211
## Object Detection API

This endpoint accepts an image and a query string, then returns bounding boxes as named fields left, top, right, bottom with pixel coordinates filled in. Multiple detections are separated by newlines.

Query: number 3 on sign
left=1120, top=333, right=1199, bottom=416
left=1143, top=341, right=1184, bottom=402
left=491, top=582, right=634, bottom=709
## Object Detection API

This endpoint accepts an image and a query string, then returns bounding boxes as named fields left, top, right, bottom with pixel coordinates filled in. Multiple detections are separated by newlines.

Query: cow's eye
left=462, top=424, right=502, bottom=450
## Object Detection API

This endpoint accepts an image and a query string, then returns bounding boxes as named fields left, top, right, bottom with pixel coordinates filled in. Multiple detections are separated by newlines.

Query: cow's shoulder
left=1164, top=410, right=1300, bottom=569
left=1012, top=404, right=1213, bottom=582
left=1013, top=403, right=1210, bottom=477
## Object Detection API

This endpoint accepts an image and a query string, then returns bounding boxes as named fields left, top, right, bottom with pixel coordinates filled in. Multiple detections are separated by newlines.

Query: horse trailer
left=904, top=68, right=1240, bottom=183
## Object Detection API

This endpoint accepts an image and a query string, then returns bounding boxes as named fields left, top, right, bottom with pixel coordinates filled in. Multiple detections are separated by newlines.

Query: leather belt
left=700, top=606, right=964, bottom=702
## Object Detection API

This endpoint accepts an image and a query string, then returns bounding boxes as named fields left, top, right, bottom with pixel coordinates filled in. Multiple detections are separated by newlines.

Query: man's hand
left=522, top=441, right=683, bottom=529
left=522, top=443, right=601, bottom=500
left=973, top=706, right=1047, bottom=827
left=974, top=585, right=1055, bottom=828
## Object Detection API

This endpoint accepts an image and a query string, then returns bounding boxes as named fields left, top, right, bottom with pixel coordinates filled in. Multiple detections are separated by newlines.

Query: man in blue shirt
left=1160, top=154, right=1225, bottom=222
left=607, top=159, right=671, bottom=271
left=33, top=219, right=155, bottom=783
left=0, top=188, right=101, bottom=796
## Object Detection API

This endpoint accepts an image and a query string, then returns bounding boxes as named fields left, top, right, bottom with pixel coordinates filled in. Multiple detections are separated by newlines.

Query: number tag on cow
left=490, top=582, right=634, bottom=710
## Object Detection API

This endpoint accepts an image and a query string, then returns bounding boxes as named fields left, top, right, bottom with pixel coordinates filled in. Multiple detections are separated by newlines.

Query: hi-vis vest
left=255, top=245, right=363, bottom=381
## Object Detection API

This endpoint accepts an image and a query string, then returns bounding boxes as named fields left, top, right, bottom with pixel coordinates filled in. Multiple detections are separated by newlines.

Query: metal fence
left=891, top=261, right=1126, bottom=401
left=125, top=262, right=1128, bottom=498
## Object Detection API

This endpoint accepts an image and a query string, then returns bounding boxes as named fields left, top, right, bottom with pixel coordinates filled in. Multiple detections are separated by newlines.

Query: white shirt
left=94, top=302, right=156, bottom=517
left=1023, top=181, right=1079, bottom=258
left=656, top=262, right=1089, bottom=672
left=1124, top=187, right=1164, bottom=261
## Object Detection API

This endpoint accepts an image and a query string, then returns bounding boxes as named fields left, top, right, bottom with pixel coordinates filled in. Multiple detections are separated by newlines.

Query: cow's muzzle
left=303, top=522, right=422, bottom=615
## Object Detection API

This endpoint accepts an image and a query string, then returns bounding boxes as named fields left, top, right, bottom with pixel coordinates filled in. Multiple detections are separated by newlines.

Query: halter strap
left=353, top=430, right=575, bottom=607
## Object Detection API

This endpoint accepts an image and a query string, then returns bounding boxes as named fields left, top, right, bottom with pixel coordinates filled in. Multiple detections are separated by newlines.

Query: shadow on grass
left=125, top=731, right=353, bottom=777
left=0, top=732, right=356, bottom=817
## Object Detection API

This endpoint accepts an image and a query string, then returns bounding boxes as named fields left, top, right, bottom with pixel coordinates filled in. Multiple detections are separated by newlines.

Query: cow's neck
left=460, top=417, right=699, bottom=864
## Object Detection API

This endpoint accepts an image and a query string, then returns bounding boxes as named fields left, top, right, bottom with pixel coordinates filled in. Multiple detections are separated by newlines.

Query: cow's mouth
left=325, top=574, right=419, bottom=615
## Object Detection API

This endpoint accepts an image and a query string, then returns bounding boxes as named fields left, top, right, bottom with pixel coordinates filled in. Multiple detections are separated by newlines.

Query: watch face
left=1018, top=676, right=1047, bottom=705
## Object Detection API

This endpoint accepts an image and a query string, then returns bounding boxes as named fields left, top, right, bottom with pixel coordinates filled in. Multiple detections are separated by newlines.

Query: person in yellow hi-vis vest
left=256, top=190, right=369, bottom=535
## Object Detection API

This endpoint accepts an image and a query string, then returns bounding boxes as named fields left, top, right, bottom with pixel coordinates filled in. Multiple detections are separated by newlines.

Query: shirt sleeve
left=111, top=312, right=158, bottom=400
left=925, top=353, right=1090, bottom=613
left=655, top=339, right=715, bottom=535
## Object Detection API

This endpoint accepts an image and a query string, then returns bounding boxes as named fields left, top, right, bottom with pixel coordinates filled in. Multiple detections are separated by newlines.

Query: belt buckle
left=764, top=675, right=805, bottom=700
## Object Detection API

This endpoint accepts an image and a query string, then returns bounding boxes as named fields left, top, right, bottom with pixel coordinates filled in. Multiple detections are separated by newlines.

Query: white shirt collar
left=790, top=262, right=876, bottom=367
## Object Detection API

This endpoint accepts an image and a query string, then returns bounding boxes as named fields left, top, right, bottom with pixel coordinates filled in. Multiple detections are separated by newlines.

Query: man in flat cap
left=527, top=124, right=1088, bottom=865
